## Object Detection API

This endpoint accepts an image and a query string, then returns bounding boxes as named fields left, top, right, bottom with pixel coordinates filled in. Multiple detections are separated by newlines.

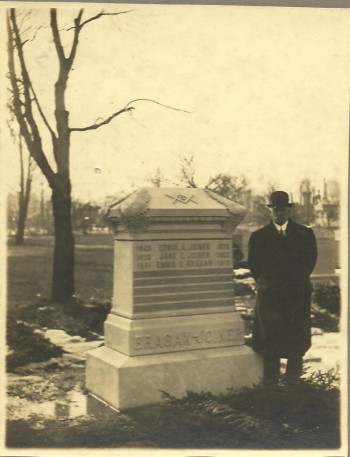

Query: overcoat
left=248, top=219, right=317, bottom=358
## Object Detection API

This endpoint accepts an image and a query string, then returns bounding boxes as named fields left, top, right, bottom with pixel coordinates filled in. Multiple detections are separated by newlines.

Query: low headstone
left=312, top=227, right=339, bottom=285
left=86, top=188, right=262, bottom=410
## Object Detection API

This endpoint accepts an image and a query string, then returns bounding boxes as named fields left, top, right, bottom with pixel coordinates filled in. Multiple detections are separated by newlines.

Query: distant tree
left=7, top=120, right=33, bottom=245
left=206, top=173, right=249, bottom=204
left=178, top=155, right=198, bottom=188
left=148, top=167, right=166, bottom=187
left=7, top=192, right=19, bottom=234
left=177, top=159, right=251, bottom=203
left=71, top=200, right=102, bottom=233
left=242, top=186, right=276, bottom=227
left=326, top=179, right=340, bottom=201
left=249, top=194, right=271, bottom=226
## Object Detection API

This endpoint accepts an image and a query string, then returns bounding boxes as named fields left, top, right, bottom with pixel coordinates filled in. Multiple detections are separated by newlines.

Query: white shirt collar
left=273, top=219, right=289, bottom=233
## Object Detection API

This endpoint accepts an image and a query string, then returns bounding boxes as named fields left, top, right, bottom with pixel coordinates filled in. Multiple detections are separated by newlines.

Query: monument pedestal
left=86, top=188, right=263, bottom=410
left=87, top=345, right=262, bottom=410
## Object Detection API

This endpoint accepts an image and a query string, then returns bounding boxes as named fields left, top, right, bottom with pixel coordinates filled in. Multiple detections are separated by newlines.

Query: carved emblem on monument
left=166, top=193, right=198, bottom=205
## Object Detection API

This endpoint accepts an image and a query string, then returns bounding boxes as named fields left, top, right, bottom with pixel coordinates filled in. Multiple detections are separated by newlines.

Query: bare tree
left=206, top=173, right=249, bottom=204
left=8, top=8, right=189, bottom=303
left=178, top=158, right=250, bottom=202
left=148, top=167, right=165, bottom=188
left=179, top=155, right=197, bottom=188
left=7, top=8, right=186, bottom=304
left=7, top=120, right=33, bottom=245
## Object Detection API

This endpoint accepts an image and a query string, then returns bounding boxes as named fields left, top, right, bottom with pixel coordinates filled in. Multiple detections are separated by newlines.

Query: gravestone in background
left=311, top=227, right=340, bottom=285
left=86, top=188, right=262, bottom=410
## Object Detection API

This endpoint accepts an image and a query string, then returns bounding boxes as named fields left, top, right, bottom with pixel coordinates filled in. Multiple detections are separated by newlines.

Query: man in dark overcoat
left=248, top=191, right=317, bottom=382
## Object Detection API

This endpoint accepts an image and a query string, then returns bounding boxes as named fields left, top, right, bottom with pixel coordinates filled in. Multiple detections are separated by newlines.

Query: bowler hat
left=267, top=191, right=293, bottom=208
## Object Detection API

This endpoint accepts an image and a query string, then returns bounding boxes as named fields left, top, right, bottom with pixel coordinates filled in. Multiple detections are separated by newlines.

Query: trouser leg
left=286, top=356, right=303, bottom=378
left=263, top=353, right=280, bottom=383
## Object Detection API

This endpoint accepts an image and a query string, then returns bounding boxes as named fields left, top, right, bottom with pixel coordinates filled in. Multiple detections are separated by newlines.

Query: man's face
left=270, top=206, right=290, bottom=225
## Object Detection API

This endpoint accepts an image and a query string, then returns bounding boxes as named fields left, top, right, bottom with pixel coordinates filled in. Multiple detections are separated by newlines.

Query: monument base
left=104, top=312, right=245, bottom=356
left=86, top=345, right=263, bottom=410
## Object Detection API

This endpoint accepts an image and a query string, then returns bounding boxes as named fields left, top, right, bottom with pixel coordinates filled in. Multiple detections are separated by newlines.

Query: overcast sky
left=3, top=3, right=350, bottom=204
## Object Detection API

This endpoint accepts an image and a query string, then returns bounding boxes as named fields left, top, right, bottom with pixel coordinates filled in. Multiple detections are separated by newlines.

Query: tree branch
left=50, top=9, right=67, bottom=63
left=8, top=10, right=56, bottom=186
left=20, top=25, right=32, bottom=36
left=70, top=106, right=134, bottom=132
left=18, top=10, right=30, bottom=29
left=67, top=9, right=83, bottom=66
left=67, top=10, right=133, bottom=31
left=29, top=82, right=56, bottom=140
left=70, top=98, right=192, bottom=132
left=124, top=98, right=193, bottom=114
left=24, top=25, right=45, bottom=44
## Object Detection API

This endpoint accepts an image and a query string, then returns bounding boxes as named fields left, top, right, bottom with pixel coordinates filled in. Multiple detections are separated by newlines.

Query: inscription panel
left=131, top=239, right=234, bottom=315
left=134, top=240, right=232, bottom=271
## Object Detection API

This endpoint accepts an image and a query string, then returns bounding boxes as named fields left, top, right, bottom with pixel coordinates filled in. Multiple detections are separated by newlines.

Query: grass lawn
left=7, top=233, right=114, bottom=307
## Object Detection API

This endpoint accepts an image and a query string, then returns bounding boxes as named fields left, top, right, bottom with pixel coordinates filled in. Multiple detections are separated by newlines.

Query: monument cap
left=267, top=191, right=293, bottom=208
left=105, top=187, right=246, bottom=235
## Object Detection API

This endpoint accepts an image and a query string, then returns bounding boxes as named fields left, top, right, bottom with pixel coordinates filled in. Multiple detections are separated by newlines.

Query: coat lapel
left=266, top=221, right=281, bottom=241
left=284, top=219, right=298, bottom=241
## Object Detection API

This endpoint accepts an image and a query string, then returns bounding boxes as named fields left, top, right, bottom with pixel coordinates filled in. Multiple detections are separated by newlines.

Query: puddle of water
left=8, top=386, right=120, bottom=421
left=55, top=390, right=89, bottom=418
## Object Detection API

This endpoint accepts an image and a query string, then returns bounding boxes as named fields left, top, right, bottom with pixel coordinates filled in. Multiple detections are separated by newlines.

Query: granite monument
left=86, top=187, right=262, bottom=409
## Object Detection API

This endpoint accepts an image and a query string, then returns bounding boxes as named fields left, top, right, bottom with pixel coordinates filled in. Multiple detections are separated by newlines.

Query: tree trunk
left=51, top=177, right=75, bottom=303
left=15, top=182, right=30, bottom=245
left=15, top=138, right=31, bottom=246
left=15, top=206, right=26, bottom=245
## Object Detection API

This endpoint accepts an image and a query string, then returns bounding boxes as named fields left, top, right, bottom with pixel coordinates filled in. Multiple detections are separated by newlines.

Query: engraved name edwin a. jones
left=132, top=327, right=242, bottom=351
